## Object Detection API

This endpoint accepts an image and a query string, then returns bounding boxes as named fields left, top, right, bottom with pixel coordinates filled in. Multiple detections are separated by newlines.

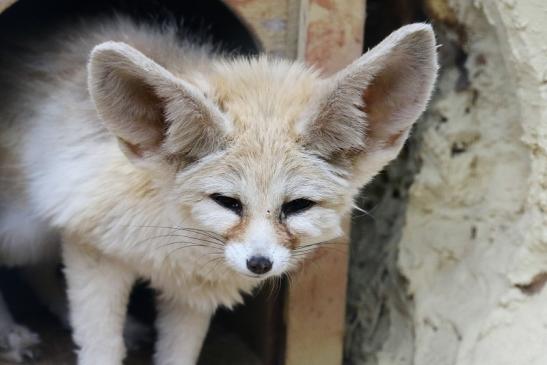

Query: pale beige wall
left=373, top=1, right=547, bottom=364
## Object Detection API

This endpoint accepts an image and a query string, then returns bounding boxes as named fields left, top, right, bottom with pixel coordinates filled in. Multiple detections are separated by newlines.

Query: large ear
left=88, top=41, right=232, bottom=167
left=300, top=23, right=438, bottom=185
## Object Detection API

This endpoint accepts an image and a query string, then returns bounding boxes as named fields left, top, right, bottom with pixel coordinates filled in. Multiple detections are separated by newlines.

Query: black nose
left=246, top=256, right=273, bottom=275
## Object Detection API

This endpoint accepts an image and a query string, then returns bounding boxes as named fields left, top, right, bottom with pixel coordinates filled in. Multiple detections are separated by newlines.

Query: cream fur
left=0, top=17, right=438, bottom=365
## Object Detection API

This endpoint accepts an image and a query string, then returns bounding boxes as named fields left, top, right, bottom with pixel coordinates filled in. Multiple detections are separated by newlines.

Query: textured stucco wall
left=347, top=0, right=547, bottom=364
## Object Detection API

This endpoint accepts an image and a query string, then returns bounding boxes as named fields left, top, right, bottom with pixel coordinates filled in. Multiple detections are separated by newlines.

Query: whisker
left=265, top=279, right=276, bottom=300
left=296, top=259, right=323, bottom=280
left=133, top=234, right=224, bottom=248
left=351, top=200, right=379, bottom=220
left=292, top=246, right=347, bottom=257
left=164, top=234, right=224, bottom=247
left=296, top=240, right=347, bottom=250
left=175, top=227, right=226, bottom=243
left=202, top=257, right=226, bottom=278
left=275, top=276, right=284, bottom=298
left=276, top=279, right=283, bottom=298
left=122, top=224, right=226, bottom=244
left=269, top=278, right=276, bottom=300
left=217, top=264, right=234, bottom=281
left=166, top=243, right=223, bottom=256
left=161, top=241, right=218, bottom=249
left=287, top=272, right=298, bottom=289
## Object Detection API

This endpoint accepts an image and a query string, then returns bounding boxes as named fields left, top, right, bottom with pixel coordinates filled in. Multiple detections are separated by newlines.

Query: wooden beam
left=284, top=2, right=366, bottom=365
left=284, top=217, right=351, bottom=365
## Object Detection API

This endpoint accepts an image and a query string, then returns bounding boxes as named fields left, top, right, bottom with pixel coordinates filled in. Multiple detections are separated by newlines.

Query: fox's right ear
left=299, top=23, right=438, bottom=187
left=88, top=41, right=232, bottom=168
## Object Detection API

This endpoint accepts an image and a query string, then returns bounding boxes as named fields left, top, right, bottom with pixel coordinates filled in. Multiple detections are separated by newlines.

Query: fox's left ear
left=88, top=41, right=232, bottom=169
left=300, top=23, right=438, bottom=186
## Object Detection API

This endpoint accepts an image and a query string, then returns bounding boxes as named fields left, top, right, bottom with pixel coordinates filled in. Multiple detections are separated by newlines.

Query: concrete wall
left=347, top=0, right=547, bottom=364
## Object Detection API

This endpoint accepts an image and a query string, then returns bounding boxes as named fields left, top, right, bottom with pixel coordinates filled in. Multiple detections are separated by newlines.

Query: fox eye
left=281, top=198, right=316, bottom=217
left=210, top=193, right=243, bottom=215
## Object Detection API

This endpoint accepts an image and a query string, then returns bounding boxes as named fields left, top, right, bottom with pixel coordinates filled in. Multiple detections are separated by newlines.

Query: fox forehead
left=204, top=56, right=323, bottom=134
left=172, top=58, right=348, bottom=204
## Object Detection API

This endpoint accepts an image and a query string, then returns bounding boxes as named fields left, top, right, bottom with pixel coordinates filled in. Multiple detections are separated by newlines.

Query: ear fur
left=301, top=23, right=438, bottom=185
left=88, top=41, right=231, bottom=166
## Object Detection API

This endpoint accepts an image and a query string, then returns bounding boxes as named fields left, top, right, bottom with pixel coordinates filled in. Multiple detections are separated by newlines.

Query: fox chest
left=136, top=259, right=258, bottom=311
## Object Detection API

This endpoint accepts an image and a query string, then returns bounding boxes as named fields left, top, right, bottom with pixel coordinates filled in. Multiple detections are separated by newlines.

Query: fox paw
left=0, top=324, right=41, bottom=363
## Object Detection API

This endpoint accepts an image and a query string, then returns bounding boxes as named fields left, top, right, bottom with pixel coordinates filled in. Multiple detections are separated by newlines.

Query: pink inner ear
left=92, top=62, right=167, bottom=154
left=121, top=78, right=167, bottom=148
left=361, top=57, right=415, bottom=150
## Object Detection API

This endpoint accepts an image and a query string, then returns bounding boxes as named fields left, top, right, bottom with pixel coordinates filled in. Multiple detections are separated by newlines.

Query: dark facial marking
left=274, top=221, right=300, bottom=250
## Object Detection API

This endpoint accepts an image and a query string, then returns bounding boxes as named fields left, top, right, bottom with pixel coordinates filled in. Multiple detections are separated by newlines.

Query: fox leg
left=0, top=290, right=40, bottom=363
left=63, top=242, right=135, bottom=365
left=23, top=261, right=150, bottom=349
left=154, top=296, right=212, bottom=365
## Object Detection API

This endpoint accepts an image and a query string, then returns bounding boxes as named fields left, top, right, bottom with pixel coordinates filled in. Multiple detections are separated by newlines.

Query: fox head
left=87, top=24, right=438, bottom=279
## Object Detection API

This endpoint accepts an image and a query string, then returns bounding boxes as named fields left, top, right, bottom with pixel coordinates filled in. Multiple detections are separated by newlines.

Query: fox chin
left=0, top=16, right=438, bottom=365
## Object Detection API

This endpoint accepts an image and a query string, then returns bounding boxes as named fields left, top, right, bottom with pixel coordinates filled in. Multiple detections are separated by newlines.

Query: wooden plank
left=284, top=217, right=351, bottom=365
left=284, top=1, right=366, bottom=364
left=298, top=0, right=366, bottom=75
left=223, top=0, right=292, bottom=57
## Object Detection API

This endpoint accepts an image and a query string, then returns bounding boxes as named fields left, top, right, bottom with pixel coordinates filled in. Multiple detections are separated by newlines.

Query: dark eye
left=210, top=193, right=243, bottom=215
left=281, top=198, right=316, bottom=217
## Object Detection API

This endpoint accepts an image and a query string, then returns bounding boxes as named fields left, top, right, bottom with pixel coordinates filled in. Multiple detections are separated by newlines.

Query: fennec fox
left=0, top=17, right=437, bottom=365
